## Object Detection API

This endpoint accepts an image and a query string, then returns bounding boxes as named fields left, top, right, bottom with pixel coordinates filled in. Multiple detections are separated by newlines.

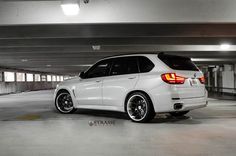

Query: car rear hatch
left=173, top=70, right=205, bottom=99
left=158, top=53, right=206, bottom=99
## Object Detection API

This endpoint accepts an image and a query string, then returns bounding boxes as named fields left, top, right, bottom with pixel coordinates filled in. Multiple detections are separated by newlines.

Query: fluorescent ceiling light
left=61, top=0, right=80, bottom=16
left=220, top=43, right=231, bottom=50
left=63, top=64, right=92, bottom=67
left=92, top=45, right=101, bottom=51
left=191, top=58, right=229, bottom=62
left=21, top=59, right=28, bottom=62
left=75, top=64, right=92, bottom=67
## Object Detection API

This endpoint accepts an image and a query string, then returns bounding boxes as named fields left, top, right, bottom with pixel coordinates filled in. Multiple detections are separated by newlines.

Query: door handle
left=95, top=80, right=101, bottom=82
left=128, top=77, right=136, bottom=79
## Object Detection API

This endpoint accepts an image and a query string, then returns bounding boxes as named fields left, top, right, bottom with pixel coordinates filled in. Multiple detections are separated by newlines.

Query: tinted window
left=85, top=60, right=111, bottom=78
left=110, top=57, right=138, bottom=76
left=158, top=54, right=199, bottom=71
left=138, top=56, right=155, bottom=73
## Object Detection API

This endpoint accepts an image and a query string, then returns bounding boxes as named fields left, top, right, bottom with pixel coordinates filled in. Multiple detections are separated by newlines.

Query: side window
left=138, top=56, right=155, bottom=73
left=85, top=60, right=110, bottom=78
left=110, top=57, right=138, bottom=76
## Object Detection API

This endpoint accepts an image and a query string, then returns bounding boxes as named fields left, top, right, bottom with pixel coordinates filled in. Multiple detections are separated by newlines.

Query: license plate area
left=189, top=79, right=198, bottom=86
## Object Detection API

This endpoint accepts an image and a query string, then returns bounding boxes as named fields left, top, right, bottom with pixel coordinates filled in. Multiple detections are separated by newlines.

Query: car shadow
left=150, top=114, right=201, bottom=124
left=74, top=109, right=200, bottom=124
left=4, top=107, right=199, bottom=124
left=75, top=109, right=129, bottom=120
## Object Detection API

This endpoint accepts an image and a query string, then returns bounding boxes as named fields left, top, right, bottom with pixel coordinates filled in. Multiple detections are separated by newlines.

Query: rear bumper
left=152, top=92, right=208, bottom=113
left=171, top=96, right=208, bottom=112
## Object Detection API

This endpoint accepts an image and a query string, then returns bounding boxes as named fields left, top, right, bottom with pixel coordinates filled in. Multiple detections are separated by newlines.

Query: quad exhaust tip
left=174, top=103, right=183, bottom=110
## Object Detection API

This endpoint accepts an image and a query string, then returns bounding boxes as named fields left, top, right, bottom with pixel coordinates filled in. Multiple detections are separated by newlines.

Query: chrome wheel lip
left=127, top=94, right=148, bottom=122
left=56, top=93, right=74, bottom=113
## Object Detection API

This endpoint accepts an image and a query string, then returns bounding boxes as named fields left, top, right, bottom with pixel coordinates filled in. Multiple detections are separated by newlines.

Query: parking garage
left=0, top=0, right=236, bottom=156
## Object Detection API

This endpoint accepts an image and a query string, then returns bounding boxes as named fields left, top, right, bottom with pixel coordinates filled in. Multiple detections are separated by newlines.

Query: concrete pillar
left=222, top=64, right=234, bottom=94
left=33, top=74, right=35, bottom=82
left=213, top=66, right=219, bottom=89
left=40, top=75, right=42, bottom=82
left=214, top=70, right=217, bottom=87
left=207, top=72, right=210, bottom=86
left=234, top=64, right=236, bottom=89
left=14, top=72, right=17, bottom=82
left=2, top=71, right=5, bottom=82
left=0, top=71, right=3, bottom=82
left=25, top=73, right=27, bottom=82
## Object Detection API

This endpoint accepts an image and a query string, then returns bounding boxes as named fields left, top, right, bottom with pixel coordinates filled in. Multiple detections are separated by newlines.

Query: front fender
left=54, top=86, right=78, bottom=108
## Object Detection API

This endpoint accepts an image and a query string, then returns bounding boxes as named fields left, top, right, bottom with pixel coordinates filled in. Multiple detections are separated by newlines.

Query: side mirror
left=79, top=71, right=85, bottom=79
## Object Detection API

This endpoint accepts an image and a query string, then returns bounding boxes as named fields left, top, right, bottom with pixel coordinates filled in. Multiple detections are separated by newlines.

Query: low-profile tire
left=126, top=92, right=155, bottom=123
left=169, top=111, right=189, bottom=117
left=55, top=91, right=76, bottom=114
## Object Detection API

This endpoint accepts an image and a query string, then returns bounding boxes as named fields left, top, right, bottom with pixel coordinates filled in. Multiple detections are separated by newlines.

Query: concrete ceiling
left=2, top=0, right=236, bottom=24
left=0, top=1, right=236, bottom=75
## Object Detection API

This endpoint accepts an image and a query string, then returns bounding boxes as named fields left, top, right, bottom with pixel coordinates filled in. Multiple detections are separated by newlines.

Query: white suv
left=54, top=53, right=207, bottom=123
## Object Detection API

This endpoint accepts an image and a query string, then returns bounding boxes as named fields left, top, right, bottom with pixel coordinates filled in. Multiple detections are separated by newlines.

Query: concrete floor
left=0, top=90, right=236, bottom=156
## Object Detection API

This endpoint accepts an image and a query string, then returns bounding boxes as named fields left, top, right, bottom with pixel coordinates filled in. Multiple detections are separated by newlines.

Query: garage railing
left=206, top=86, right=236, bottom=95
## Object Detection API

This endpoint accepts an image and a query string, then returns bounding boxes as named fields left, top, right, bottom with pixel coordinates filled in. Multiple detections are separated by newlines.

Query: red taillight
left=198, top=76, right=205, bottom=84
left=161, top=73, right=186, bottom=84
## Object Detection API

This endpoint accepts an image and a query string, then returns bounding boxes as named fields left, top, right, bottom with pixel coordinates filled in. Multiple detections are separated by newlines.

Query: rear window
left=158, top=54, right=199, bottom=71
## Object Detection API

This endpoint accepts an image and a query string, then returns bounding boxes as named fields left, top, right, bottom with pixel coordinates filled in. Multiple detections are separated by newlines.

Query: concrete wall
left=0, top=82, right=58, bottom=95
left=203, top=65, right=235, bottom=95
left=0, top=67, right=66, bottom=95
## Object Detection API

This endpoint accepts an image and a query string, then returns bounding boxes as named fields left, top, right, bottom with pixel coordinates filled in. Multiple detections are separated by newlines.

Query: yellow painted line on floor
left=16, top=114, right=41, bottom=120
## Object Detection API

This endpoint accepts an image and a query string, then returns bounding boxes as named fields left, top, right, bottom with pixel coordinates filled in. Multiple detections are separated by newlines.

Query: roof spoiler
left=158, top=52, right=191, bottom=59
